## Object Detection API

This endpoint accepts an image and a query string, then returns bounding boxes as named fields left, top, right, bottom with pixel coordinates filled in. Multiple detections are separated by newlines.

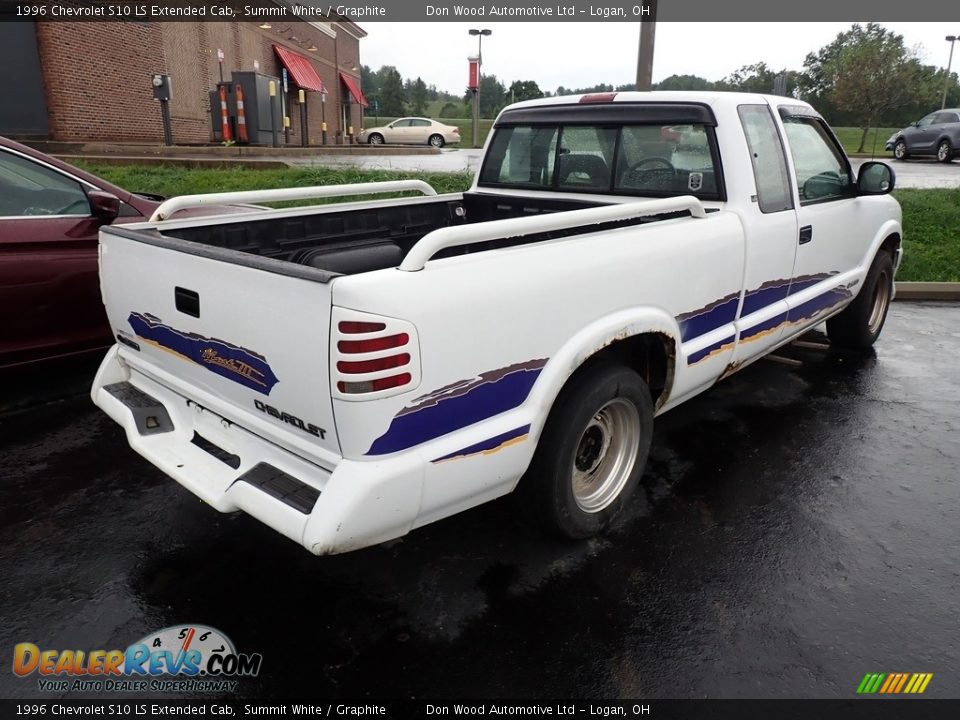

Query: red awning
left=339, top=72, right=368, bottom=107
left=272, top=45, right=326, bottom=93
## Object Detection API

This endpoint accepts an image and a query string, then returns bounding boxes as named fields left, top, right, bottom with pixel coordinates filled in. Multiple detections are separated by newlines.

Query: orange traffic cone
left=235, top=84, right=249, bottom=144
left=219, top=85, right=232, bottom=142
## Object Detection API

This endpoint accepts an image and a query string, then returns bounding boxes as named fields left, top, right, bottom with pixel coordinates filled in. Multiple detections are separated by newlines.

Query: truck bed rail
left=398, top=195, right=706, bottom=272
left=149, top=180, right=438, bottom=222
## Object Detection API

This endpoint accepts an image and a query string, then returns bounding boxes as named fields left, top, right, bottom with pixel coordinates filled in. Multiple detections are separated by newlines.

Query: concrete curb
left=895, top=282, right=960, bottom=300
left=25, top=140, right=440, bottom=158
left=55, top=154, right=292, bottom=170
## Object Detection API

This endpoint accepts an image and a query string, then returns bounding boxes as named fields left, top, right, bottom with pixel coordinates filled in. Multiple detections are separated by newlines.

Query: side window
left=391, top=119, right=411, bottom=128
left=781, top=118, right=852, bottom=204
left=478, top=126, right=559, bottom=188
left=737, top=105, right=793, bottom=213
left=917, top=113, right=937, bottom=128
left=933, top=112, right=958, bottom=125
left=0, top=150, right=89, bottom=217
left=410, top=119, right=431, bottom=127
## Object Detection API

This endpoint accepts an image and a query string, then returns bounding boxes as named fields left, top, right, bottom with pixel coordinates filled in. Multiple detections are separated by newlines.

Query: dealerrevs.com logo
left=12, top=625, right=262, bottom=693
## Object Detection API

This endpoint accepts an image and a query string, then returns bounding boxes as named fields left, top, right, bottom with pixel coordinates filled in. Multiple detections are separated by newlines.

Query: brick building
left=0, top=19, right=366, bottom=145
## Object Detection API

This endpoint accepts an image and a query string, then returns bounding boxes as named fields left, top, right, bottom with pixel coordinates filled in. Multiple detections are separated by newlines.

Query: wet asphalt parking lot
left=1, top=302, right=958, bottom=701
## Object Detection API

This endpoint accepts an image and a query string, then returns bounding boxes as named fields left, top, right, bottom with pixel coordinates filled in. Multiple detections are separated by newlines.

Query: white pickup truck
left=91, top=92, right=902, bottom=554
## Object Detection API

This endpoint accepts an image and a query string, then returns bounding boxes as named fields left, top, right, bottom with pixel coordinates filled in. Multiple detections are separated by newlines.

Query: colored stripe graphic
left=857, top=672, right=933, bottom=694
left=687, top=334, right=736, bottom=366
left=431, top=425, right=531, bottom=463
left=367, top=359, right=546, bottom=456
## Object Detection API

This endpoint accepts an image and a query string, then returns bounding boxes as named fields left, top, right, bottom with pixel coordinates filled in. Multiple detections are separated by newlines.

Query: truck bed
left=153, top=192, right=686, bottom=277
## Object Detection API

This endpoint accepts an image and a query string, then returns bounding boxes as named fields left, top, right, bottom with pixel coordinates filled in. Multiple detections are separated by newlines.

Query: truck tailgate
left=98, top=227, right=341, bottom=466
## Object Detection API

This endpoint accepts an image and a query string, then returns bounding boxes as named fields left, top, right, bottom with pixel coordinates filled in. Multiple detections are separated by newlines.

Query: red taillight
left=338, top=321, right=386, bottom=333
left=334, top=317, right=415, bottom=395
left=337, top=333, right=408, bottom=354
left=337, top=353, right=410, bottom=374
left=453, top=127, right=460, bottom=134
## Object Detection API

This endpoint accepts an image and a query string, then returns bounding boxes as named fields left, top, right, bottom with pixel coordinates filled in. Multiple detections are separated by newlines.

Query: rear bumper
left=91, top=346, right=424, bottom=555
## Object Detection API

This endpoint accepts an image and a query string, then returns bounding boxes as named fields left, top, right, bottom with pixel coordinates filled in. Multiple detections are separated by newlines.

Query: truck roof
left=499, top=90, right=813, bottom=115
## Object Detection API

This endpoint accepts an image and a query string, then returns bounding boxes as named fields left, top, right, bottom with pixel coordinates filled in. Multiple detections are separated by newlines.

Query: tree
left=717, top=63, right=799, bottom=96
left=654, top=74, right=715, bottom=91
left=508, top=80, right=544, bottom=103
left=798, top=24, right=927, bottom=151
left=464, top=74, right=507, bottom=118
left=376, top=66, right=406, bottom=116
left=360, top=65, right=378, bottom=98
left=410, top=77, right=428, bottom=115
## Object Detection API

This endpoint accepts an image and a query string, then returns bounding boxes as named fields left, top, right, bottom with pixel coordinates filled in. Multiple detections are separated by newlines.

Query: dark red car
left=0, top=136, right=171, bottom=369
left=0, top=137, right=259, bottom=370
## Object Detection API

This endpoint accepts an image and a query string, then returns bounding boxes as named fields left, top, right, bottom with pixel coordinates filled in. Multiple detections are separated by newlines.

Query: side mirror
left=87, top=189, right=121, bottom=224
left=857, top=161, right=895, bottom=195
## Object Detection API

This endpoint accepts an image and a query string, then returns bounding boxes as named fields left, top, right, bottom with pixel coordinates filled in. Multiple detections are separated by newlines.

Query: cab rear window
left=478, top=122, right=724, bottom=200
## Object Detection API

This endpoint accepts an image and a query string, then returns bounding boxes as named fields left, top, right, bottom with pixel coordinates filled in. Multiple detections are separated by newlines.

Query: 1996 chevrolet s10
left=91, top=92, right=902, bottom=554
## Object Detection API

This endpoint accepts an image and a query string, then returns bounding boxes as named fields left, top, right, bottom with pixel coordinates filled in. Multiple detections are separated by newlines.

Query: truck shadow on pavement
left=120, top=341, right=885, bottom=698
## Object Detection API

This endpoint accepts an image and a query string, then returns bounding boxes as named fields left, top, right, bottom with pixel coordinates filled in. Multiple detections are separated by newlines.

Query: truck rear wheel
left=522, top=362, right=653, bottom=538
left=826, top=250, right=894, bottom=351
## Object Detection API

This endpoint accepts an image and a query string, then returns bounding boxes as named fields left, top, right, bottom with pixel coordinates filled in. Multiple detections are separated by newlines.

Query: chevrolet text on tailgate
left=92, top=92, right=902, bottom=555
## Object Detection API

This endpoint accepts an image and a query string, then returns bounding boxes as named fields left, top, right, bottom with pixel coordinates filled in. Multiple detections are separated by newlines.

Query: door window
left=781, top=118, right=852, bottom=205
left=0, top=150, right=89, bottom=217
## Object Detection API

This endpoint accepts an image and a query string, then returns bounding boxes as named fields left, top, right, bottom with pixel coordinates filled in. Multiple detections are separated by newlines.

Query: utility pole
left=636, top=0, right=658, bottom=91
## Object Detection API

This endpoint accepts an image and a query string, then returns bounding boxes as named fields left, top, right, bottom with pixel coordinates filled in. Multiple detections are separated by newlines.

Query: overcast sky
left=359, top=22, right=956, bottom=94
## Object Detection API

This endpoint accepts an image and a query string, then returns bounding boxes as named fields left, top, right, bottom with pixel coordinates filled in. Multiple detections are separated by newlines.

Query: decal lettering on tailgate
left=127, top=312, right=280, bottom=395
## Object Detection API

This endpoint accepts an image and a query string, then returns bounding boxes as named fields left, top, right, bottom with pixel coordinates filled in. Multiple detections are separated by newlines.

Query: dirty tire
left=368, top=133, right=384, bottom=145
left=827, top=250, right=894, bottom=351
left=937, top=139, right=953, bottom=163
left=521, top=362, right=653, bottom=539
left=893, top=139, right=908, bottom=160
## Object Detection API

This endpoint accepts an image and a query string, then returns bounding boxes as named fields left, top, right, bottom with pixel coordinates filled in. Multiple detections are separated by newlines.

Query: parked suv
left=886, top=109, right=960, bottom=162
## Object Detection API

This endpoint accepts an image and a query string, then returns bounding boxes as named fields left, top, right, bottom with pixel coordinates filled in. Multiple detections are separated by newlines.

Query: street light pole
left=943, top=35, right=958, bottom=110
left=469, top=28, right=491, bottom=148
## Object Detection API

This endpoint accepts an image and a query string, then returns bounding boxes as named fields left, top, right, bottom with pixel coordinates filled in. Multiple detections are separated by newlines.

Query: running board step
left=234, top=463, right=320, bottom=514
left=104, top=382, right=174, bottom=436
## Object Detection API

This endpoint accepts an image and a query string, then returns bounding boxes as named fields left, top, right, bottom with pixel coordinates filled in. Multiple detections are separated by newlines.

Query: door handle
left=799, top=225, right=813, bottom=245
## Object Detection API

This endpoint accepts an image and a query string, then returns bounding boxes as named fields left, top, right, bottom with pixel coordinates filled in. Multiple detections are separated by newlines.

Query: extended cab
left=91, top=92, right=902, bottom=554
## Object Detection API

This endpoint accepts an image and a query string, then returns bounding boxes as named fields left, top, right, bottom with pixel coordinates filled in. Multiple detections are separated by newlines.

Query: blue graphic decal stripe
left=789, top=285, right=852, bottom=322
left=741, top=279, right=790, bottom=317
left=740, top=311, right=789, bottom=342
left=367, top=360, right=547, bottom=456
left=432, top=425, right=531, bottom=463
left=681, top=273, right=843, bottom=344
left=128, top=312, right=279, bottom=395
left=676, top=293, right=740, bottom=342
left=687, top=334, right=736, bottom=365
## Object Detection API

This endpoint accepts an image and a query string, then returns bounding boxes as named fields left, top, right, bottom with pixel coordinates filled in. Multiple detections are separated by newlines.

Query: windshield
left=478, top=122, right=723, bottom=200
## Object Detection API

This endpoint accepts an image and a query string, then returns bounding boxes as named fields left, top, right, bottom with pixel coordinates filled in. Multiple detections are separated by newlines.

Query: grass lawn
left=78, top=164, right=956, bottom=282
left=894, top=188, right=960, bottom=282
left=76, top=163, right=474, bottom=207
left=831, top=126, right=901, bottom=157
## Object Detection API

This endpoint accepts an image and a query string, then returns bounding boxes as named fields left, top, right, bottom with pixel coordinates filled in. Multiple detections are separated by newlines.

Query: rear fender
left=524, top=307, right=680, bottom=445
